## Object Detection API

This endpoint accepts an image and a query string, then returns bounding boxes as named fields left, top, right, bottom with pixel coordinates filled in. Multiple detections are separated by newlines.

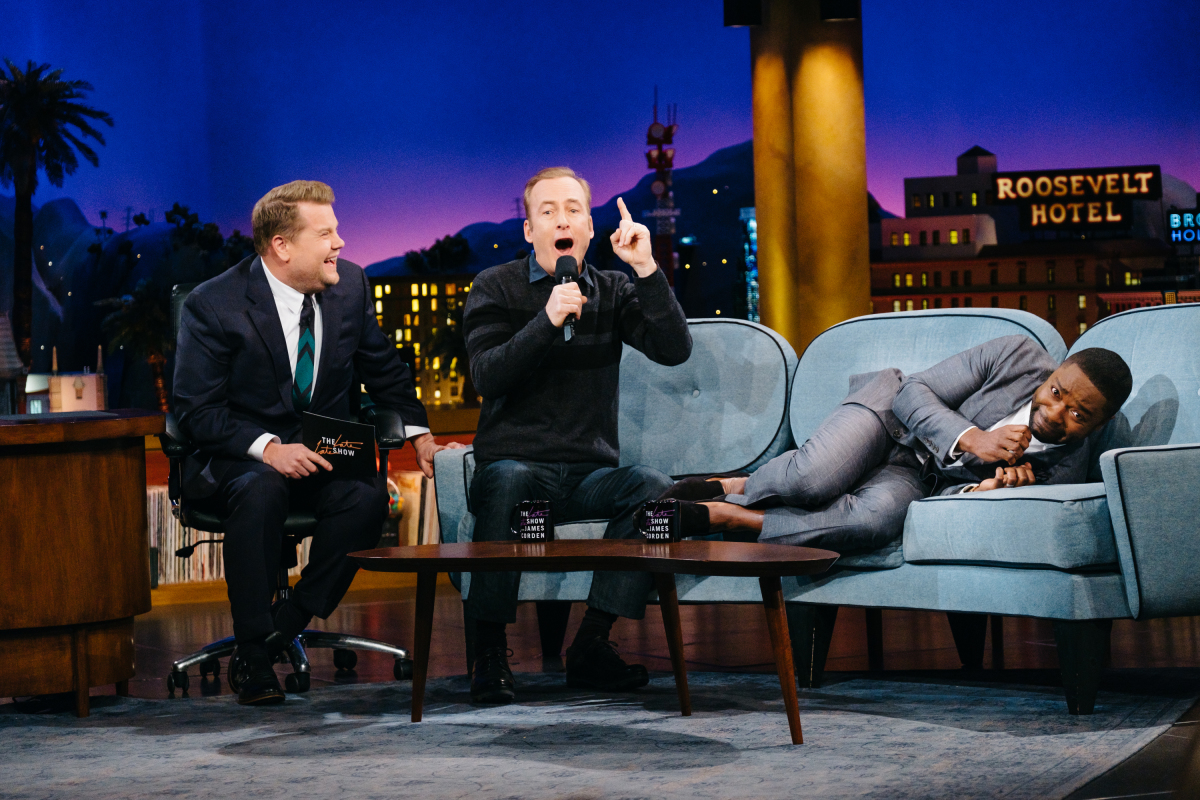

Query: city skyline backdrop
left=3, top=0, right=1197, bottom=266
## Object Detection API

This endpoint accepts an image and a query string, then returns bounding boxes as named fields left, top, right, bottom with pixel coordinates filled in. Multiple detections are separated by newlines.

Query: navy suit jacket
left=173, top=255, right=428, bottom=498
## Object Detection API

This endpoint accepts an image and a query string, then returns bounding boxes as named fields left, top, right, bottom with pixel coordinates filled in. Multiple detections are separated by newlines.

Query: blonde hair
left=252, top=180, right=335, bottom=256
left=523, top=167, right=591, bottom=220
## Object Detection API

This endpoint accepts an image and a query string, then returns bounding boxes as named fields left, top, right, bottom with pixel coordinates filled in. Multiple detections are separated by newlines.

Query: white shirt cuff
left=949, top=426, right=977, bottom=459
left=248, top=433, right=282, bottom=462
left=960, top=484, right=980, bottom=494
left=404, top=425, right=431, bottom=440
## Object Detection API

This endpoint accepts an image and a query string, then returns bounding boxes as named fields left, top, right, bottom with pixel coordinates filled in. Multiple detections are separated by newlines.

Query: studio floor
left=14, top=576, right=1194, bottom=799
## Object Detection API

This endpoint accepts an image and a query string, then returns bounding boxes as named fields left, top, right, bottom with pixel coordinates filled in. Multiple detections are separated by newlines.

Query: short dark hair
left=1062, top=347, right=1132, bottom=417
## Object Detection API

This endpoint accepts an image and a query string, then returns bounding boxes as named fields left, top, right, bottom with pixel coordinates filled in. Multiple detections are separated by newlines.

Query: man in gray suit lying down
left=662, top=335, right=1133, bottom=555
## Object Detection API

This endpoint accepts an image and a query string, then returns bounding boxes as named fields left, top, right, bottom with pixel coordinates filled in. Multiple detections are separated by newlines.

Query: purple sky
left=3, top=0, right=1197, bottom=265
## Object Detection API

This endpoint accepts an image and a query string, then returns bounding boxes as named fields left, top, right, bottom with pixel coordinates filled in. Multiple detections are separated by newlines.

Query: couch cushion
left=620, top=318, right=797, bottom=476
left=903, top=483, right=1117, bottom=570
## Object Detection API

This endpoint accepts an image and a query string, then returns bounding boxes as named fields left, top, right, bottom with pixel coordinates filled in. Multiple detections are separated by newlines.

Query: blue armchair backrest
left=789, top=309, right=1068, bottom=445
left=1072, top=304, right=1200, bottom=451
left=618, top=318, right=798, bottom=477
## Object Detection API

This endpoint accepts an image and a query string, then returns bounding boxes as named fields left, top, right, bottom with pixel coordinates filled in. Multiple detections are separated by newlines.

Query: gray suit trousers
left=727, top=404, right=929, bottom=552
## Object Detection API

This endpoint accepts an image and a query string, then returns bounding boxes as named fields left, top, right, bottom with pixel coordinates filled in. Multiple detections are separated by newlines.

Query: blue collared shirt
left=528, top=253, right=595, bottom=287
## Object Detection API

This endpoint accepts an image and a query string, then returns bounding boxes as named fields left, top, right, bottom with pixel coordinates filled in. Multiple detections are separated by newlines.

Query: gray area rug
left=2, top=670, right=1195, bottom=799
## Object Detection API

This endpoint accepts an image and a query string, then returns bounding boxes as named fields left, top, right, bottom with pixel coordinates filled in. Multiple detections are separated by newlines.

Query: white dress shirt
left=248, top=259, right=429, bottom=461
left=949, top=400, right=1060, bottom=491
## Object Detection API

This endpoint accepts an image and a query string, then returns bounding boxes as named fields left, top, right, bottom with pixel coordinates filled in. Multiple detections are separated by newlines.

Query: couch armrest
left=433, top=445, right=474, bottom=545
left=159, top=412, right=192, bottom=459
left=361, top=406, right=406, bottom=449
left=1100, top=443, right=1200, bottom=619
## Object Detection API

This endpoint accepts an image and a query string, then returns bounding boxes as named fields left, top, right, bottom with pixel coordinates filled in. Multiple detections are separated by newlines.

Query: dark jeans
left=466, top=460, right=673, bottom=623
left=191, top=461, right=388, bottom=643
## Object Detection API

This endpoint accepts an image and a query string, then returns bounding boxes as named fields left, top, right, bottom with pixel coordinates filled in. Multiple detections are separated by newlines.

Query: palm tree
left=96, top=280, right=173, bottom=412
left=0, top=60, right=112, bottom=368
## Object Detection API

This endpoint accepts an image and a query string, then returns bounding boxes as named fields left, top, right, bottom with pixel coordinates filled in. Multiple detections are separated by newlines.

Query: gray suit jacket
left=843, top=335, right=1091, bottom=494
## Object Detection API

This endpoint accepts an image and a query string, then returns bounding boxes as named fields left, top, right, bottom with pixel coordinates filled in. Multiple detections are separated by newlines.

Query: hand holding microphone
left=546, top=255, right=586, bottom=340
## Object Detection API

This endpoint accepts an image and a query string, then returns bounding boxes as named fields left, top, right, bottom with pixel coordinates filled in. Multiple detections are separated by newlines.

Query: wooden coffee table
left=351, top=539, right=838, bottom=744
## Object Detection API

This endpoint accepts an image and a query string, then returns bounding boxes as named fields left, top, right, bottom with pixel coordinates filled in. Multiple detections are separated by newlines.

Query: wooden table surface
left=353, top=539, right=839, bottom=577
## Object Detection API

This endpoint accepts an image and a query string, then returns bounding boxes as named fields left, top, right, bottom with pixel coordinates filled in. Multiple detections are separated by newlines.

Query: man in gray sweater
left=461, top=167, right=692, bottom=704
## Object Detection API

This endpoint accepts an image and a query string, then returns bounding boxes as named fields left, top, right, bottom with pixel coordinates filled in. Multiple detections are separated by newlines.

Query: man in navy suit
left=174, top=181, right=454, bottom=705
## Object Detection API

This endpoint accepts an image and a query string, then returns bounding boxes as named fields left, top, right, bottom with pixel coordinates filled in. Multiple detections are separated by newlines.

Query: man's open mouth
left=554, top=237, right=574, bottom=253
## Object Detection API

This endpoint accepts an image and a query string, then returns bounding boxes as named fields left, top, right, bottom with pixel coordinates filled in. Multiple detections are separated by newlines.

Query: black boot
left=471, top=646, right=516, bottom=704
left=232, top=642, right=285, bottom=706
left=565, top=637, right=649, bottom=691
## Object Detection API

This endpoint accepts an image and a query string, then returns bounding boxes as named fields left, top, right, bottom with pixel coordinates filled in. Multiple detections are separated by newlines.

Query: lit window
left=431, top=298, right=438, bottom=311
left=903, top=232, right=911, bottom=246
left=893, top=274, right=901, bottom=288
left=891, top=232, right=899, bottom=246
left=434, top=389, right=442, bottom=399
left=412, top=299, right=420, bottom=312
left=912, top=194, right=922, bottom=208
left=421, top=283, right=428, bottom=296
left=376, top=315, right=383, bottom=325
left=385, top=284, right=391, bottom=294
left=1047, top=267, right=1056, bottom=284
left=432, top=357, right=440, bottom=370
left=416, top=387, right=422, bottom=399
left=1124, top=272, right=1132, bottom=286
left=927, top=194, right=935, bottom=208
left=971, top=192, right=978, bottom=206
left=411, top=284, right=419, bottom=296
left=404, top=314, right=411, bottom=325
left=949, top=230, right=959, bottom=245
left=921, top=273, right=928, bottom=287
left=1048, top=295, right=1056, bottom=311
left=1078, top=294, right=1087, bottom=309
left=375, top=300, right=383, bottom=313
left=431, top=284, right=438, bottom=296
left=1079, top=322, right=1088, bottom=335
left=905, top=300, right=914, bottom=311
left=413, top=343, right=421, bottom=355
left=394, top=329, right=402, bottom=340
left=893, top=300, right=901, bottom=312
left=905, top=274, right=913, bottom=287
left=404, top=329, right=412, bottom=341
left=446, top=284, right=456, bottom=295
left=921, top=299, right=929, bottom=309
left=374, top=285, right=382, bottom=299
left=414, top=315, right=419, bottom=326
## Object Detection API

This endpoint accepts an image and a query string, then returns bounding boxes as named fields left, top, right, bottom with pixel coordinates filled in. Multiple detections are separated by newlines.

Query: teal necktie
left=292, top=294, right=315, bottom=411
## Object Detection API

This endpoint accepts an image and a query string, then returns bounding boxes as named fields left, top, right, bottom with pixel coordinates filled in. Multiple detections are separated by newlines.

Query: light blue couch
left=434, top=305, right=1200, bottom=714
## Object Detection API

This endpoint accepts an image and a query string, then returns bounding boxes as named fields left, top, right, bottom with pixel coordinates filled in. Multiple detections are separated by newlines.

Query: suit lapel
left=245, top=257, right=296, bottom=412
left=310, top=282, right=343, bottom=409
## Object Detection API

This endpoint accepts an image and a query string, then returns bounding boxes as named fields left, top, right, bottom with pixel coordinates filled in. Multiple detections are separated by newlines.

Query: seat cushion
left=903, top=483, right=1117, bottom=570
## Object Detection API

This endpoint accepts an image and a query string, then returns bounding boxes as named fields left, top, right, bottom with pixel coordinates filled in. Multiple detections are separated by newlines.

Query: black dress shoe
left=471, top=646, right=516, bottom=704
left=233, top=645, right=285, bottom=706
left=658, top=476, right=728, bottom=501
left=677, top=500, right=711, bottom=537
left=565, top=637, right=649, bottom=691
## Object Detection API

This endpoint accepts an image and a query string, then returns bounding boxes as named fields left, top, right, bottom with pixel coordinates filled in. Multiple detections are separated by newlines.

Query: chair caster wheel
left=168, top=669, right=189, bottom=695
left=394, top=658, right=413, bottom=681
left=285, top=672, right=310, bottom=693
left=333, top=649, right=358, bottom=671
left=199, top=658, right=221, bottom=678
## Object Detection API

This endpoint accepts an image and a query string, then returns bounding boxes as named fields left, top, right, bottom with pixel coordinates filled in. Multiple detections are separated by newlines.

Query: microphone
left=556, top=255, right=579, bottom=342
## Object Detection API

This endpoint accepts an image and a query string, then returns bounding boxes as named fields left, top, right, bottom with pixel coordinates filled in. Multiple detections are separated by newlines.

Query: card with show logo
left=301, top=412, right=377, bottom=481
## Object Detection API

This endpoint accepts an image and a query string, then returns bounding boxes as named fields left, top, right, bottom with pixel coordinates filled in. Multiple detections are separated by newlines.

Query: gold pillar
left=751, top=0, right=870, bottom=354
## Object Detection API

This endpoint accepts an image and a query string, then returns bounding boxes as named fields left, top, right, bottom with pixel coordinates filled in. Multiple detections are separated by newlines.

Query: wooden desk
left=0, top=410, right=164, bottom=716
left=352, top=540, right=838, bottom=744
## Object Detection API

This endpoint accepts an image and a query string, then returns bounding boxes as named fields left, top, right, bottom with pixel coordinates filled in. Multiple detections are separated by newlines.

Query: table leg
left=411, top=571, right=437, bottom=723
left=653, top=573, right=691, bottom=717
left=759, top=575, right=802, bottom=745
left=71, top=627, right=89, bottom=718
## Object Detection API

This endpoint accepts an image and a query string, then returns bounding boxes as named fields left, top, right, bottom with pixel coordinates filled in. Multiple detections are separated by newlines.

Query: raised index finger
left=617, top=196, right=632, bottom=221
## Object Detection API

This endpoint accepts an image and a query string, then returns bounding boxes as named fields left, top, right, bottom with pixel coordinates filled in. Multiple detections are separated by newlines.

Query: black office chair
left=161, top=282, right=413, bottom=697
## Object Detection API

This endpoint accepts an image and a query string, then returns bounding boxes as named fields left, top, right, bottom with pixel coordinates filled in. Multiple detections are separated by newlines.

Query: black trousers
left=192, top=462, right=388, bottom=643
